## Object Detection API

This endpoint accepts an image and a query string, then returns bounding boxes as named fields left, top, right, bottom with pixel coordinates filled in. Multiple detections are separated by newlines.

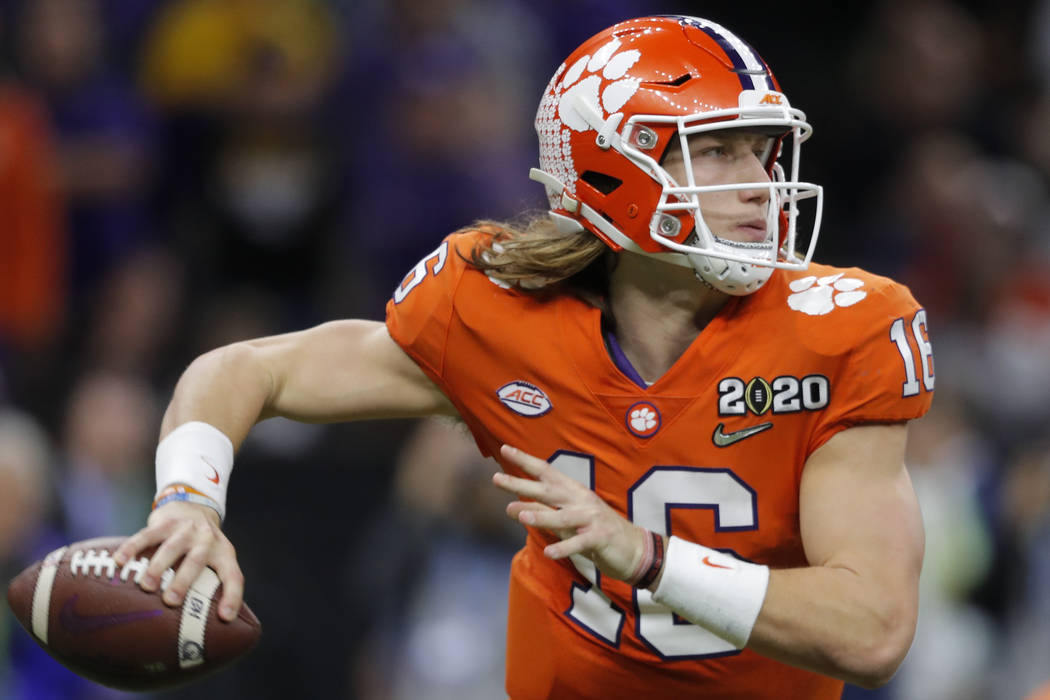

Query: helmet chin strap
left=683, top=230, right=776, bottom=296
left=686, top=249, right=774, bottom=295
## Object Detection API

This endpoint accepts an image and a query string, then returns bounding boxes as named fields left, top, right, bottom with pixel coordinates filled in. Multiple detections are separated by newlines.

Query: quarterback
left=116, top=16, right=934, bottom=699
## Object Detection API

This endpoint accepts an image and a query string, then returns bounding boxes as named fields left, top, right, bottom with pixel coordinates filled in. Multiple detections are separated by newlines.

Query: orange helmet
left=532, top=15, right=823, bottom=294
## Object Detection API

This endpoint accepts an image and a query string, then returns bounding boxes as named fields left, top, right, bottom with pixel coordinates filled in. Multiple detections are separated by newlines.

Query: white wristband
left=650, top=536, right=770, bottom=649
left=155, top=421, right=235, bottom=521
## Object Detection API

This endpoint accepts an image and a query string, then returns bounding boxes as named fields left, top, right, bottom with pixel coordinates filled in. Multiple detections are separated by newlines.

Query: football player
left=116, top=16, right=934, bottom=699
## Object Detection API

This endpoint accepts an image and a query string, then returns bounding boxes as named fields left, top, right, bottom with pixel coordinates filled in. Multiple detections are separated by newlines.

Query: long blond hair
left=462, top=214, right=609, bottom=295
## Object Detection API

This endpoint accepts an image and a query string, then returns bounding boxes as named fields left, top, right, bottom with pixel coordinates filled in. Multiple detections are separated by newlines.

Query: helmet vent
left=581, top=171, right=623, bottom=195
left=646, top=73, right=693, bottom=87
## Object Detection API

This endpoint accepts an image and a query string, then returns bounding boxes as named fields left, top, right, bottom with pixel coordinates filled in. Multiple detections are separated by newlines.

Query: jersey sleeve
left=384, top=231, right=506, bottom=457
left=384, top=232, right=480, bottom=385
left=808, top=275, right=935, bottom=452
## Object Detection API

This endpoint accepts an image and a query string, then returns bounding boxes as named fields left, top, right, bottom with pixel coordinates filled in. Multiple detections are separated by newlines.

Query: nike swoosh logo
left=702, top=555, right=733, bottom=570
left=58, top=595, right=163, bottom=634
left=201, top=456, right=220, bottom=484
left=712, top=422, right=773, bottom=447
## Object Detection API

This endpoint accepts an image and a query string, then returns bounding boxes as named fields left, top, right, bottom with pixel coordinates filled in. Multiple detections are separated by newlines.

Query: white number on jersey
left=889, top=310, right=934, bottom=397
left=392, top=241, right=449, bottom=304
left=550, top=451, right=758, bottom=659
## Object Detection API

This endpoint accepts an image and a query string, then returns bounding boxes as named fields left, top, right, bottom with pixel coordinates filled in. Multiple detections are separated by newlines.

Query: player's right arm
left=114, top=319, right=455, bottom=620
left=162, top=319, right=456, bottom=446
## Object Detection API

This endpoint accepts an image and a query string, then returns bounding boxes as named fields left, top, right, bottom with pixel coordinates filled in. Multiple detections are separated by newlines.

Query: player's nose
left=737, top=154, right=772, bottom=204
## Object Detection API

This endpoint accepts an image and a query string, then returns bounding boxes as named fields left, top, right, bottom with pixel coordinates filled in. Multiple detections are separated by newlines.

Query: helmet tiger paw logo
left=556, top=38, right=641, bottom=133
left=536, top=36, right=643, bottom=192
left=787, top=273, right=867, bottom=316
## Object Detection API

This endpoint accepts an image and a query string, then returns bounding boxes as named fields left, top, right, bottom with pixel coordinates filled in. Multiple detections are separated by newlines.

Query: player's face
left=661, top=130, right=776, bottom=243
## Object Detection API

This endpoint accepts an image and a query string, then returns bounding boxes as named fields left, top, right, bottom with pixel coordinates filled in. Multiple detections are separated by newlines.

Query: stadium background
left=1, top=0, right=1049, bottom=698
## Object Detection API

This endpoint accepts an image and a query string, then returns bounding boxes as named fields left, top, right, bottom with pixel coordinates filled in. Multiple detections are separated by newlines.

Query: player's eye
left=753, top=137, right=776, bottom=161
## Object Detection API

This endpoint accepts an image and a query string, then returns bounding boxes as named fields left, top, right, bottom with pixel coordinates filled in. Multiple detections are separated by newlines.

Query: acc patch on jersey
left=497, top=381, right=553, bottom=417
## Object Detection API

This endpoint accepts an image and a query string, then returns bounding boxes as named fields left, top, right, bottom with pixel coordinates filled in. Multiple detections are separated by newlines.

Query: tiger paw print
left=787, top=273, right=867, bottom=316
left=626, top=402, right=660, bottom=438
left=557, top=38, right=641, bottom=131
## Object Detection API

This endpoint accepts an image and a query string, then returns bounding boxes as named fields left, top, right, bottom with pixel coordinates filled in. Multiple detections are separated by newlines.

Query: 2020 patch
left=718, top=375, right=830, bottom=416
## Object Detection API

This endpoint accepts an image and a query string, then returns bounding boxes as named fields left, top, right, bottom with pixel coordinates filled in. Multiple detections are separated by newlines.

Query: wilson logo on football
left=497, top=381, right=552, bottom=417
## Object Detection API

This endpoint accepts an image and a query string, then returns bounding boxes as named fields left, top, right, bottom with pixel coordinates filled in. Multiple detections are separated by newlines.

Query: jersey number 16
left=551, top=451, right=756, bottom=660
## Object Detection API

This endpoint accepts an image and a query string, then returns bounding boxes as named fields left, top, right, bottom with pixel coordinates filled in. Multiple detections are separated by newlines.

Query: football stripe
left=177, top=567, right=221, bottom=668
left=31, top=545, right=68, bottom=643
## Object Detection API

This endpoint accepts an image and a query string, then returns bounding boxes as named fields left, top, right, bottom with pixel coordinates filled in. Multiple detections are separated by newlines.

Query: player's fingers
left=499, top=445, right=561, bottom=481
left=505, top=500, right=553, bottom=520
left=500, top=445, right=590, bottom=496
left=492, top=471, right=561, bottom=505
left=160, top=533, right=212, bottom=607
left=542, top=531, right=595, bottom=560
left=142, top=521, right=198, bottom=592
left=211, top=546, right=245, bottom=622
left=517, top=506, right=590, bottom=531
left=492, top=470, right=538, bottom=496
left=113, top=522, right=174, bottom=567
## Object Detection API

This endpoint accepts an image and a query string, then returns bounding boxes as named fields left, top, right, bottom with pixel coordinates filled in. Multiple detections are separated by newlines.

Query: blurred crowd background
left=0, top=0, right=1048, bottom=698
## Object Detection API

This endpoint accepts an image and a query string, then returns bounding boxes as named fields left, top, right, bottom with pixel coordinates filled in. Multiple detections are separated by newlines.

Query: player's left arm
left=495, top=420, right=923, bottom=689
left=745, top=421, right=923, bottom=688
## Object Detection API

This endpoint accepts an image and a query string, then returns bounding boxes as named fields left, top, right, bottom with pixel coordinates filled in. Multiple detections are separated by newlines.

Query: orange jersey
left=385, top=231, right=934, bottom=700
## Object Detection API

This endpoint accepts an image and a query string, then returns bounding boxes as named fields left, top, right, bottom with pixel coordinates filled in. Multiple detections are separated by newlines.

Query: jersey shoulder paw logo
left=557, top=38, right=641, bottom=132
left=787, top=273, right=867, bottom=316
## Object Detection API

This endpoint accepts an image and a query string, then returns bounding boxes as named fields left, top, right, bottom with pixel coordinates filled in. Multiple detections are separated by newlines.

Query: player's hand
left=493, top=444, right=646, bottom=582
left=113, top=501, right=244, bottom=622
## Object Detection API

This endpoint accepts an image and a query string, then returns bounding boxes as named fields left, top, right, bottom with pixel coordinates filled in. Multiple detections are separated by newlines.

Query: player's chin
left=719, top=224, right=770, bottom=244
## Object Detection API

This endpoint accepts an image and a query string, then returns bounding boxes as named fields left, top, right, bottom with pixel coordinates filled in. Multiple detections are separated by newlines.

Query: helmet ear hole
left=581, top=171, right=623, bottom=195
